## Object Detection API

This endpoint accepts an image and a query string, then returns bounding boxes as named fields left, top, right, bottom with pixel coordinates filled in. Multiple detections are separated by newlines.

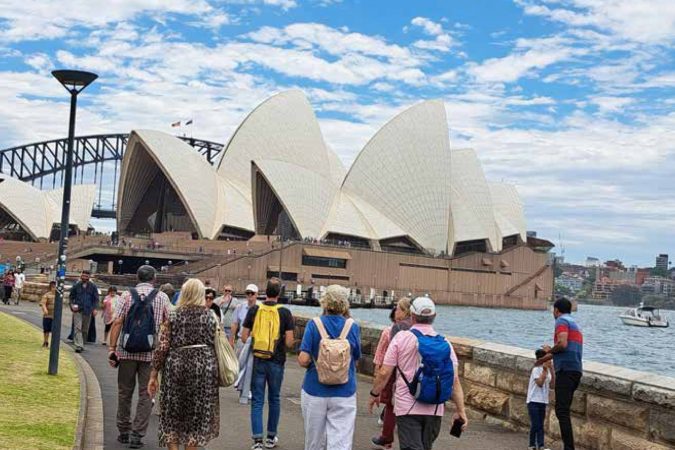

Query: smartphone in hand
left=450, top=418, right=464, bottom=438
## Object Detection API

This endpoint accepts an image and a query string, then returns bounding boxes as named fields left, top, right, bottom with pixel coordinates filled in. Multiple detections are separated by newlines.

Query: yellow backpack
left=251, top=304, right=282, bottom=359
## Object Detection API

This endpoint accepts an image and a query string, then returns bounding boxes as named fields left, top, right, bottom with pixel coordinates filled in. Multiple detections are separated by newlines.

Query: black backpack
left=122, top=288, right=158, bottom=353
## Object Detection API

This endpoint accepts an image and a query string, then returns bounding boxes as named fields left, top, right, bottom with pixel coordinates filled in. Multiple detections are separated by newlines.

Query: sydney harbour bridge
left=0, top=134, right=224, bottom=219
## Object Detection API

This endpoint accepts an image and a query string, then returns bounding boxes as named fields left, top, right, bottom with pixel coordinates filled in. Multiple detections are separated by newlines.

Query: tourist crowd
left=13, top=264, right=583, bottom=450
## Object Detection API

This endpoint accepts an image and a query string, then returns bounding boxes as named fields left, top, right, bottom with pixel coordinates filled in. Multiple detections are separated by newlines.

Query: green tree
left=609, top=284, right=642, bottom=307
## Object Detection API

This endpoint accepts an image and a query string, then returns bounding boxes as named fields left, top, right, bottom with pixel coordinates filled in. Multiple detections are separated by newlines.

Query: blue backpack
left=398, top=329, right=454, bottom=405
left=122, top=288, right=158, bottom=353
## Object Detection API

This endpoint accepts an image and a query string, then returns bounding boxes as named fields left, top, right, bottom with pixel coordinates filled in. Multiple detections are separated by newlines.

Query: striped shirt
left=553, top=314, right=583, bottom=373
left=113, top=283, right=171, bottom=362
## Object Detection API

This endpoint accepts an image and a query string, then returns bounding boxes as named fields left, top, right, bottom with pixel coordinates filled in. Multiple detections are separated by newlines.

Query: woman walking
left=148, top=278, right=220, bottom=450
left=371, top=297, right=412, bottom=449
left=101, top=286, right=119, bottom=345
left=298, top=285, right=361, bottom=450
left=3, top=270, right=15, bottom=305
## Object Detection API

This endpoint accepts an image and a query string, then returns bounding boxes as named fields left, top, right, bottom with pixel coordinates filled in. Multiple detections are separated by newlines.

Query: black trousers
left=555, top=370, right=582, bottom=450
left=396, top=415, right=442, bottom=450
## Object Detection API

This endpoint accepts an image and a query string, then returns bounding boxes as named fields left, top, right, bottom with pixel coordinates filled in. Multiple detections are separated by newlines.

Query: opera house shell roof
left=0, top=174, right=95, bottom=240
left=117, top=90, right=526, bottom=256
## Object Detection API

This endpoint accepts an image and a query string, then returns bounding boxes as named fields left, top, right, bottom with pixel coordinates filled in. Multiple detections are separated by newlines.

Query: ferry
left=619, top=303, right=669, bottom=328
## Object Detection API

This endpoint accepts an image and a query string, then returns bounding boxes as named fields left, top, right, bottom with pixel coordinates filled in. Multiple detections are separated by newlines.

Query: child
left=40, top=281, right=57, bottom=348
left=101, top=286, right=118, bottom=345
left=527, top=348, right=554, bottom=450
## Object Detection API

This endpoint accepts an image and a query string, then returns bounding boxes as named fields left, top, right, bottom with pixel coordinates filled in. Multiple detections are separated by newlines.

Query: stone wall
left=293, top=314, right=675, bottom=450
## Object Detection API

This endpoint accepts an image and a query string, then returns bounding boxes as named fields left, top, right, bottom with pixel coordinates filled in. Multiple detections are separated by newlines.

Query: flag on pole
left=185, top=119, right=193, bottom=125
left=171, top=121, right=181, bottom=127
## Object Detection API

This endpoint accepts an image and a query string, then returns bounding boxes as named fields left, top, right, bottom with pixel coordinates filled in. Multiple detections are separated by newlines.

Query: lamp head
left=51, top=70, right=98, bottom=94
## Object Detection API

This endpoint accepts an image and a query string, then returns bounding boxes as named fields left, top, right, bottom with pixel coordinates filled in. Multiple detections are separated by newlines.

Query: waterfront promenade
left=3, top=302, right=528, bottom=450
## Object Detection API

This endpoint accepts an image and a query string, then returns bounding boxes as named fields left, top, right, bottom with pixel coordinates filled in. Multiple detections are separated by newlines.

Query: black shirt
left=243, top=301, right=295, bottom=364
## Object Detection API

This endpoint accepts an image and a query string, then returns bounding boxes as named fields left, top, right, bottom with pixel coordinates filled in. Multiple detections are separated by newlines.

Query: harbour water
left=289, top=303, right=675, bottom=378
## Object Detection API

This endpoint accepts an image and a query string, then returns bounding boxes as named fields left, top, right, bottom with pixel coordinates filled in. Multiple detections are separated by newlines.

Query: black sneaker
left=128, top=433, right=143, bottom=449
left=117, top=433, right=129, bottom=444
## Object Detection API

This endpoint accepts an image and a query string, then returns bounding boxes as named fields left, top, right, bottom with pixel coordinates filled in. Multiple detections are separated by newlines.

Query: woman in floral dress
left=149, top=278, right=220, bottom=449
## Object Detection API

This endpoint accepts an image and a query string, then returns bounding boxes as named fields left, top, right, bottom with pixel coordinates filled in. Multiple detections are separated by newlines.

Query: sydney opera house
left=0, top=175, right=95, bottom=241
left=0, top=90, right=553, bottom=308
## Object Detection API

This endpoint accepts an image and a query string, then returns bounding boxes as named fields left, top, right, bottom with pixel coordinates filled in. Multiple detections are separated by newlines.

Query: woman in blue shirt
left=298, top=285, right=361, bottom=450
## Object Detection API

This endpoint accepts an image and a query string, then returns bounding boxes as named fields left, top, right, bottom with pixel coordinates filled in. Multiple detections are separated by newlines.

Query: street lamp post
left=48, top=70, right=97, bottom=375
left=118, top=259, right=123, bottom=275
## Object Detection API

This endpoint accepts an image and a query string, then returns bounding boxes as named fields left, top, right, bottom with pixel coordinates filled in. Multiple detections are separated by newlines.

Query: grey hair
left=137, top=265, right=156, bottom=283
left=413, top=313, right=435, bottom=325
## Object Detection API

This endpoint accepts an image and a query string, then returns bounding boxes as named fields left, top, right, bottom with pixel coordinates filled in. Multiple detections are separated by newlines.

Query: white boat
left=619, top=303, right=669, bottom=328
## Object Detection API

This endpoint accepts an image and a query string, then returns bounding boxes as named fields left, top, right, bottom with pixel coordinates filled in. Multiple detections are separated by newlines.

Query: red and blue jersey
left=553, top=314, right=583, bottom=373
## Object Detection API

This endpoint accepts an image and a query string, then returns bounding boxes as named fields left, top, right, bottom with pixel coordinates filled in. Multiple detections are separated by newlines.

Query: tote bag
left=212, top=312, right=239, bottom=387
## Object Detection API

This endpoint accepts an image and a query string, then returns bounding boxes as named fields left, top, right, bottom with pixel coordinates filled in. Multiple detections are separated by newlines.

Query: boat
left=619, top=302, right=669, bottom=328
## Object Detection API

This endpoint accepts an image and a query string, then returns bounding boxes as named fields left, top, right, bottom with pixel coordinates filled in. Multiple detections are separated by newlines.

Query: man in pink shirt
left=368, top=297, right=468, bottom=450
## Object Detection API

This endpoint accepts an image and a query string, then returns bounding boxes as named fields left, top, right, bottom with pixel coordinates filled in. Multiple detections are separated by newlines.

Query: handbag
left=212, top=312, right=239, bottom=387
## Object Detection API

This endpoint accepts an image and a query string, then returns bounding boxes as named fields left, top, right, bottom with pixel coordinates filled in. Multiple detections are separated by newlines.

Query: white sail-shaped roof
left=449, top=149, right=501, bottom=252
left=340, top=100, right=452, bottom=252
left=217, top=90, right=337, bottom=238
left=45, top=184, right=96, bottom=233
left=489, top=183, right=527, bottom=241
left=117, top=130, right=226, bottom=239
left=253, top=159, right=339, bottom=239
left=112, top=90, right=528, bottom=256
left=0, top=175, right=94, bottom=240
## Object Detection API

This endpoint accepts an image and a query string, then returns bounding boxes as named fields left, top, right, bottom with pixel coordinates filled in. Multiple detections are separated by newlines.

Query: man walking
left=13, top=268, right=25, bottom=305
left=537, top=297, right=583, bottom=450
left=218, top=283, right=235, bottom=338
left=69, top=270, right=99, bottom=353
left=241, top=278, right=295, bottom=449
left=230, top=283, right=258, bottom=350
left=108, top=265, right=171, bottom=449
left=368, top=297, right=468, bottom=450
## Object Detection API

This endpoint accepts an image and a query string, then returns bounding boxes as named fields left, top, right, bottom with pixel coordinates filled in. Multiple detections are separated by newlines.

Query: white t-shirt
left=527, top=366, right=551, bottom=404
left=14, top=273, right=25, bottom=289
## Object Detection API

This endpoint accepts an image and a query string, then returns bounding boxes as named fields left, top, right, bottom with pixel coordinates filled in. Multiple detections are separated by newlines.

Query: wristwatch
left=370, top=389, right=380, bottom=398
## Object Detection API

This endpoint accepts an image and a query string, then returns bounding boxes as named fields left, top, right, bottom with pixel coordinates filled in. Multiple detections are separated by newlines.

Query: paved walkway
left=4, top=302, right=528, bottom=450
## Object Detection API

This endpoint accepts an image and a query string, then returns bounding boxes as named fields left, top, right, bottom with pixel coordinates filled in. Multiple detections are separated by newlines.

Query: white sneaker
left=264, top=436, right=278, bottom=448
left=251, top=442, right=263, bottom=450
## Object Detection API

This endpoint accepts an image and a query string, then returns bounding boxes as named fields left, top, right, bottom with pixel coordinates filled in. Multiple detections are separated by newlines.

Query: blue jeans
left=251, top=358, right=284, bottom=440
left=528, top=401, right=547, bottom=448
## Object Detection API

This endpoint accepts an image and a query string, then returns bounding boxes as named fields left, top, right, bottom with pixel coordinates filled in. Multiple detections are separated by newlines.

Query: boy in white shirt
left=528, top=348, right=555, bottom=450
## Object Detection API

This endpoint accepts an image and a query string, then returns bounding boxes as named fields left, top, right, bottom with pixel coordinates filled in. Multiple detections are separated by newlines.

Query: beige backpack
left=312, top=317, right=354, bottom=385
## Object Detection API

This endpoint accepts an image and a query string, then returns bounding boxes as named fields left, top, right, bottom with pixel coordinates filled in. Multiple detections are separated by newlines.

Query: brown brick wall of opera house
left=197, top=241, right=553, bottom=310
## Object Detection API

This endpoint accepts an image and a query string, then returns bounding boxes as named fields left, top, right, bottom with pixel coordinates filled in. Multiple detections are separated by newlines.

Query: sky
left=0, top=0, right=674, bottom=267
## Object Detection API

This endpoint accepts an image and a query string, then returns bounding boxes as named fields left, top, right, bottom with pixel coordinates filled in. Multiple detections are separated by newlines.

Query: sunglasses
left=224, top=289, right=232, bottom=292
left=205, top=295, right=215, bottom=300
left=245, top=291, right=256, bottom=295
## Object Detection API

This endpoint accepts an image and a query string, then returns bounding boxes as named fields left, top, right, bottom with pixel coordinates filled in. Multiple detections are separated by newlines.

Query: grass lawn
left=0, top=312, right=79, bottom=450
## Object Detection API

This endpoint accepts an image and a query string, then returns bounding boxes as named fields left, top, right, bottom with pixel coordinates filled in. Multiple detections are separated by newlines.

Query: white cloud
left=467, top=36, right=579, bottom=83
left=0, top=0, right=213, bottom=41
left=409, top=16, right=455, bottom=52
left=591, top=96, right=633, bottom=113
left=517, top=0, right=675, bottom=45
left=411, top=17, right=444, bottom=36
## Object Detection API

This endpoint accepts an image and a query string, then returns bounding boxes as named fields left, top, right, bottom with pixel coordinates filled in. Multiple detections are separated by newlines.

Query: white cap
left=411, top=297, right=436, bottom=316
left=245, top=284, right=259, bottom=293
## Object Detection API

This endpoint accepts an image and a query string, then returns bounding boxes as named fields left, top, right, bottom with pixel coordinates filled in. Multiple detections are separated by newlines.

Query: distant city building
left=641, top=276, right=675, bottom=297
left=609, top=270, right=637, bottom=284
left=655, top=254, right=669, bottom=271
left=605, top=259, right=625, bottom=271
left=585, top=257, right=601, bottom=267
left=592, top=278, right=616, bottom=300
left=557, top=274, right=584, bottom=292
